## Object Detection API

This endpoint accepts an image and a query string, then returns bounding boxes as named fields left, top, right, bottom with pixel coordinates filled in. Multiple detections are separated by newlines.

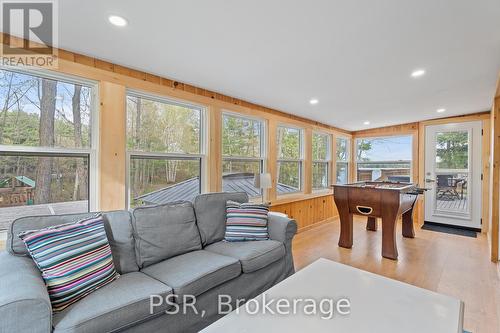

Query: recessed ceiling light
left=363, top=121, right=370, bottom=125
left=108, top=15, right=128, bottom=27
left=436, top=108, right=446, bottom=113
left=309, top=99, right=319, bottom=105
left=411, top=69, right=426, bottom=78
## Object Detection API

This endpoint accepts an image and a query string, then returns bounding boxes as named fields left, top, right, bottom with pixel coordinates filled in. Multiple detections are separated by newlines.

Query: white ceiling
left=54, top=1, right=500, bottom=130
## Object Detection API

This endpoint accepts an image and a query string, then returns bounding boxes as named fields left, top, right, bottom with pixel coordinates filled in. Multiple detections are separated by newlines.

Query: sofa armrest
left=268, top=212, right=297, bottom=244
left=0, top=252, right=52, bottom=333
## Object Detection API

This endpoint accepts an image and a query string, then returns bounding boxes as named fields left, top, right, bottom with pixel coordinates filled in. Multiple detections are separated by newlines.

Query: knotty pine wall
left=0, top=33, right=495, bottom=243
left=0, top=33, right=344, bottom=233
left=272, top=195, right=338, bottom=232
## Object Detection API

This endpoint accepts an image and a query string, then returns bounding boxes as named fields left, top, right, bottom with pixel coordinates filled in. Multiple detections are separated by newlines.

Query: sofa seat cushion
left=53, top=272, right=172, bottom=333
left=205, top=240, right=285, bottom=273
left=141, top=250, right=241, bottom=302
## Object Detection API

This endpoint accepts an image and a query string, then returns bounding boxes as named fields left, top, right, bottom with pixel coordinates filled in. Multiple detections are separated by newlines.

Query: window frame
left=0, top=65, right=99, bottom=212
left=276, top=124, right=304, bottom=195
left=312, top=131, right=332, bottom=191
left=354, top=135, right=413, bottom=182
left=221, top=111, right=266, bottom=198
left=125, top=90, right=206, bottom=208
left=336, top=136, right=350, bottom=184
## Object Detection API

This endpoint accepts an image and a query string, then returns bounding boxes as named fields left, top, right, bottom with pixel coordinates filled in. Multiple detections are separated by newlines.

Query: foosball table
left=331, top=181, right=426, bottom=260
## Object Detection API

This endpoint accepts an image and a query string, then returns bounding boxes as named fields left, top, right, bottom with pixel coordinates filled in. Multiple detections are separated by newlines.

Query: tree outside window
left=336, top=137, right=349, bottom=184
left=312, top=132, right=330, bottom=190
left=277, top=126, right=302, bottom=194
left=126, top=93, right=203, bottom=206
left=222, top=113, right=264, bottom=198
left=0, top=69, right=95, bottom=231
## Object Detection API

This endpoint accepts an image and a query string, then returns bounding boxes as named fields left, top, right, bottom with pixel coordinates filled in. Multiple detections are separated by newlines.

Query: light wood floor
left=292, top=217, right=500, bottom=333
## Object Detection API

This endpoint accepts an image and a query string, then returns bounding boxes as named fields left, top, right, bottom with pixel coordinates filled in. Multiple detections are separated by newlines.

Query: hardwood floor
left=292, top=217, right=500, bottom=333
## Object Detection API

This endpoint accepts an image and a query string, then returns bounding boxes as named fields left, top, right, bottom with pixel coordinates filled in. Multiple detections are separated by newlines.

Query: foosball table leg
left=382, top=216, right=398, bottom=260
left=366, top=217, right=377, bottom=231
left=402, top=209, right=416, bottom=238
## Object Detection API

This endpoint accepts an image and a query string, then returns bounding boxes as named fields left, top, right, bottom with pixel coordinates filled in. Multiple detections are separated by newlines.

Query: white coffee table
left=202, top=258, right=464, bottom=333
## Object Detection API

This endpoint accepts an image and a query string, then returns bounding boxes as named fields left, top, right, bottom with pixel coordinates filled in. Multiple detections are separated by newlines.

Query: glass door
left=424, top=121, right=482, bottom=228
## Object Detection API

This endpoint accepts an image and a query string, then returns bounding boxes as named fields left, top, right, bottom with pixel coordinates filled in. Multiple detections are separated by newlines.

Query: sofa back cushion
left=132, top=201, right=201, bottom=268
left=7, top=211, right=139, bottom=274
left=101, top=210, right=139, bottom=274
left=194, top=192, right=249, bottom=246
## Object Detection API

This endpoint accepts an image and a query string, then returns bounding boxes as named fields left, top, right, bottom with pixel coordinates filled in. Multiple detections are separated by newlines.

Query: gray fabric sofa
left=0, top=192, right=297, bottom=333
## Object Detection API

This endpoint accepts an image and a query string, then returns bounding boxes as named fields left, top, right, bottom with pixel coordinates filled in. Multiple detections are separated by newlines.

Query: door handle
left=425, top=178, right=435, bottom=183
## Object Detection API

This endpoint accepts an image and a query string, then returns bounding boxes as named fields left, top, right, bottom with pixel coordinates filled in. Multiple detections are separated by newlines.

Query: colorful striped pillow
left=18, top=214, right=118, bottom=313
left=225, top=200, right=269, bottom=241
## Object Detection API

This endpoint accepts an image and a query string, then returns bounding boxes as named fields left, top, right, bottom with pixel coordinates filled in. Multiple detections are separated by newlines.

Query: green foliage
left=312, top=162, right=328, bottom=189
left=356, top=139, right=372, bottom=161
left=313, top=133, right=329, bottom=161
left=222, top=115, right=261, bottom=157
left=126, top=97, right=200, bottom=154
left=278, top=161, right=300, bottom=190
left=278, top=127, right=300, bottom=159
left=436, top=131, right=468, bottom=169
left=0, top=69, right=92, bottom=206
left=336, top=138, right=348, bottom=161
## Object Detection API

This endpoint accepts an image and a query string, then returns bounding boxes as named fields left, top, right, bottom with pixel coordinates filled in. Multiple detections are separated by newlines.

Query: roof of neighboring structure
left=15, top=176, right=35, bottom=188
left=0, top=176, right=35, bottom=188
left=135, top=173, right=298, bottom=205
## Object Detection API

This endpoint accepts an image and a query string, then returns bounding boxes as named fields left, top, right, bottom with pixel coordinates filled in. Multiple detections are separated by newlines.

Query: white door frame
left=424, top=121, right=482, bottom=229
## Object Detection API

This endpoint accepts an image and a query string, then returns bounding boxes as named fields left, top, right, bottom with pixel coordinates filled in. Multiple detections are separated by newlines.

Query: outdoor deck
left=0, top=201, right=88, bottom=231
left=437, top=197, right=468, bottom=213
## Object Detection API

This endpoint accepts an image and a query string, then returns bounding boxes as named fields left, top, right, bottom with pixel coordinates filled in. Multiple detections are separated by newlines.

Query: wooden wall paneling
left=4, top=33, right=354, bottom=135
left=288, top=203, right=303, bottom=229
left=207, top=106, right=222, bottom=192
left=417, top=121, right=426, bottom=225
left=352, top=122, right=419, bottom=138
left=491, top=96, right=500, bottom=261
left=267, top=119, right=278, bottom=202
left=99, top=82, right=126, bottom=211
left=297, top=200, right=311, bottom=228
left=303, top=128, right=313, bottom=195
left=270, top=195, right=337, bottom=233
left=273, top=203, right=291, bottom=217
left=324, top=195, right=334, bottom=218
left=331, top=134, right=337, bottom=185
left=482, top=118, right=491, bottom=233
left=350, top=135, right=357, bottom=183
left=314, top=197, right=326, bottom=222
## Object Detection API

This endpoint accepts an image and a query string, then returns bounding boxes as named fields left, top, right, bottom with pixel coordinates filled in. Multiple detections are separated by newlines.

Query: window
left=222, top=113, right=264, bottom=197
left=355, top=135, right=412, bottom=182
left=0, top=68, right=96, bottom=232
left=277, top=125, right=303, bottom=194
left=312, top=132, right=331, bottom=190
left=336, top=137, right=350, bottom=184
left=126, top=92, right=203, bottom=207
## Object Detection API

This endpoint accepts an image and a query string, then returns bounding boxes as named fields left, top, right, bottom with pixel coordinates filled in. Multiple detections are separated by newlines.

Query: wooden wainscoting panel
left=271, top=194, right=338, bottom=232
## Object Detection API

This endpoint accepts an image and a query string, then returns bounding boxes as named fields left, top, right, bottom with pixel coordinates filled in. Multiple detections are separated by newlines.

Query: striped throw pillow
left=225, top=200, right=269, bottom=241
left=19, top=214, right=118, bottom=313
